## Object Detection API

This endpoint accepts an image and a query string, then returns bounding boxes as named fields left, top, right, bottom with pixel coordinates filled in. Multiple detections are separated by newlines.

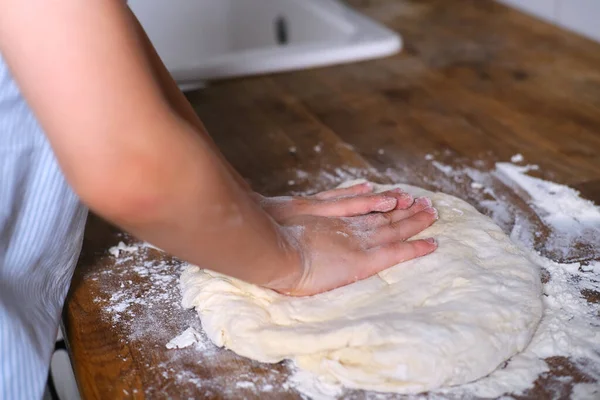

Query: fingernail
left=416, top=197, right=433, bottom=207
left=424, top=206, right=438, bottom=219
left=399, top=192, right=413, bottom=202
left=374, top=197, right=397, bottom=211
left=424, top=237, right=437, bottom=245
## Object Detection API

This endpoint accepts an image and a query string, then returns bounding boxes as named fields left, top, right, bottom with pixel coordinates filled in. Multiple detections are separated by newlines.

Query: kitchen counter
left=64, top=0, right=600, bottom=398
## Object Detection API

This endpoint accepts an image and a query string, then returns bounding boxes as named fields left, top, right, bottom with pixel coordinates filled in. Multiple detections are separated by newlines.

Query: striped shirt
left=0, top=55, right=88, bottom=398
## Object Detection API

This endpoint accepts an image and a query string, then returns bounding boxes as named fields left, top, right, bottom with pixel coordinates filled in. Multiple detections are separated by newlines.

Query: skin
left=0, top=0, right=437, bottom=296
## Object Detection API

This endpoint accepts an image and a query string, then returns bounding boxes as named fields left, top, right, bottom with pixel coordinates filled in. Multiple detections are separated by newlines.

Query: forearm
left=127, top=9, right=251, bottom=191
left=108, top=115, right=297, bottom=285
left=0, top=0, right=439, bottom=299
left=0, top=0, right=293, bottom=286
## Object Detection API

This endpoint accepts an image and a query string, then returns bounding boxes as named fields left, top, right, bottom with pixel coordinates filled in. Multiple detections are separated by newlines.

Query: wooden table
left=64, top=0, right=600, bottom=398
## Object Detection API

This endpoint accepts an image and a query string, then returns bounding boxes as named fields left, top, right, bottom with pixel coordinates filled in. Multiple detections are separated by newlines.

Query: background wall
left=497, top=0, right=600, bottom=42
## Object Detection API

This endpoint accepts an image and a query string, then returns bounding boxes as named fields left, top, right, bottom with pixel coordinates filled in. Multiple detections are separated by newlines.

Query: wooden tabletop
left=64, top=0, right=600, bottom=398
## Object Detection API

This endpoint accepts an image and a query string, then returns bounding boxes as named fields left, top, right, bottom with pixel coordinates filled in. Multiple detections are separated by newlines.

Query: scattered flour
left=431, top=160, right=454, bottom=175
left=94, top=154, right=599, bottom=399
left=166, top=327, right=204, bottom=350
left=296, top=170, right=310, bottom=180
left=141, top=241, right=163, bottom=252
left=572, top=383, right=600, bottom=400
left=287, top=166, right=376, bottom=196
left=511, top=153, right=525, bottom=163
left=495, top=162, right=600, bottom=260
left=91, top=235, right=290, bottom=398
left=282, top=157, right=599, bottom=399
left=445, top=255, right=599, bottom=398
left=108, top=241, right=139, bottom=257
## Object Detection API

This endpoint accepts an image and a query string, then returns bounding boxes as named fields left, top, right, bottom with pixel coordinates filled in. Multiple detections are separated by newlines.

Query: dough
left=180, top=180, right=543, bottom=394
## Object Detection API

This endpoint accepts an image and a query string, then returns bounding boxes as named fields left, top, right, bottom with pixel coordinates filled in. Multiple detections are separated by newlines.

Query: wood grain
left=64, top=0, right=600, bottom=398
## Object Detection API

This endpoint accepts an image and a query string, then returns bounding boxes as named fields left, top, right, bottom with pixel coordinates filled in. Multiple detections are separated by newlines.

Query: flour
left=166, top=327, right=204, bottom=350
left=94, top=253, right=189, bottom=338
left=287, top=166, right=377, bottom=196
left=285, top=234, right=599, bottom=399
left=265, top=158, right=598, bottom=399
left=495, top=162, right=600, bottom=260
left=431, top=161, right=454, bottom=175
left=108, top=241, right=139, bottom=257
left=296, top=170, right=310, bottom=180
left=572, top=383, right=600, bottom=400
left=91, top=234, right=291, bottom=397
left=92, top=154, right=599, bottom=399
left=235, top=381, right=256, bottom=389
left=511, top=153, right=524, bottom=163
left=439, top=255, right=600, bottom=399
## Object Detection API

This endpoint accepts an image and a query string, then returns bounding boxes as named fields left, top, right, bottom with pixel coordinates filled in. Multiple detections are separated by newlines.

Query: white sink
left=129, top=0, right=401, bottom=90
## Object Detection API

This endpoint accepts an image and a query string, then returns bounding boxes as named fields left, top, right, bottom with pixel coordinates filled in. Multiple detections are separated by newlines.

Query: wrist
left=262, top=224, right=306, bottom=295
left=257, top=194, right=307, bottom=222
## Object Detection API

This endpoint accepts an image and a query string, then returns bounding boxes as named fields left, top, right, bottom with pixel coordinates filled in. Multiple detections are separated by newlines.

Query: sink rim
left=130, top=0, right=402, bottom=87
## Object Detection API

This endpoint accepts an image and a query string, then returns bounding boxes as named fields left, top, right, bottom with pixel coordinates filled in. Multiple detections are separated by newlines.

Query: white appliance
left=129, top=0, right=402, bottom=90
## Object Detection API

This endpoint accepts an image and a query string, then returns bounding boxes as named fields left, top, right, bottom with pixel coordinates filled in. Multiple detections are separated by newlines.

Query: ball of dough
left=181, top=180, right=543, bottom=394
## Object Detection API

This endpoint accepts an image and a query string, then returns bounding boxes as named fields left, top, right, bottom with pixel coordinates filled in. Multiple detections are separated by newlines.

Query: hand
left=266, top=196, right=438, bottom=296
left=256, top=182, right=416, bottom=222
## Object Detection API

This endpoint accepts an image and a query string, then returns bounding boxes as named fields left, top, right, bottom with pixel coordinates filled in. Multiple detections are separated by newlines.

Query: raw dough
left=180, top=180, right=543, bottom=394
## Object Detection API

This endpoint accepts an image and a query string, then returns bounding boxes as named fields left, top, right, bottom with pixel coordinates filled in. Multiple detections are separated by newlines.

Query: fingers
left=364, top=208, right=438, bottom=247
left=380, top=188, right=414, bottom=210
left=303, top=193, right=399, bottom=217
left=385, top=197, right=432, bottom=223
left=314, top=182, right=374, bottom=200
left=364, top=238, right=437, bottom=276
left=315, top=184, right=414, bottom=211
left=357, top=197, right=433, bottom=228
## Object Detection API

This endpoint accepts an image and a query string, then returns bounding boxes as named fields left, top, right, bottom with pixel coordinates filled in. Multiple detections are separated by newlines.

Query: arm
left=0, top=0, right=295, bottom=285
left=0, top=0, right=437, bottom=296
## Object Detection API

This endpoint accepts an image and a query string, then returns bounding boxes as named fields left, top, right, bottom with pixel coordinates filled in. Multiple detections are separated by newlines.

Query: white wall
left=496, top=0, right=600, bottom=43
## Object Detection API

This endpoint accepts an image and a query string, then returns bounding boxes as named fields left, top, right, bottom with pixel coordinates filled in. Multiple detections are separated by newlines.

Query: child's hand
left=265, top=198, right=438, bottom=296
left=257, top=182, right=416, bottom=221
